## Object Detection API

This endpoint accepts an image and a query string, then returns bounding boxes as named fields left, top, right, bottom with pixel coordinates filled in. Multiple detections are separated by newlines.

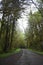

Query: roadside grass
left=0, top=48, right=21, bottom=58
left=29, top=48, right=43, bottom=55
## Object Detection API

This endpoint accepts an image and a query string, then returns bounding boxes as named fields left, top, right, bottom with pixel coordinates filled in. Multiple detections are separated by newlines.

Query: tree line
left=0, top=0, right=43, bottom=53
left=25, top=0, right=43, bottom=51
left=0, top=0, right=26, bottom=52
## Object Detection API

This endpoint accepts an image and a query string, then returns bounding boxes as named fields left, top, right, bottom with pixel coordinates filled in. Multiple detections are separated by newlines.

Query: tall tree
left=25, top=10, right=43, bottom=50
left=0, top=0, right=29, bottom=52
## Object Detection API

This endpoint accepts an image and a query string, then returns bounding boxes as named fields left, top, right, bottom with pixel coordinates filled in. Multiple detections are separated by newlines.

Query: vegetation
left=0, top=0, right=43, bottom=55
left=25, top=0, right=43, bottom=51
left=0, top=0, right=26, bottom=52
left=29, top=49, right=43, bottom=55
left=0, top=48, right=21, bottom=58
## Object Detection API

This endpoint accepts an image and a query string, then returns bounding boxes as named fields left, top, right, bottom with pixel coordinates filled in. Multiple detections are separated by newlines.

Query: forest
left=0, top=0, right=43, bottom=53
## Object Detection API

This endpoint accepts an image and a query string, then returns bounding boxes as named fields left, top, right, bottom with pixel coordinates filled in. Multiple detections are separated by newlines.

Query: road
left=16, top=49, right=43, bottom=65
left=0, top=49, right=43, bottom=65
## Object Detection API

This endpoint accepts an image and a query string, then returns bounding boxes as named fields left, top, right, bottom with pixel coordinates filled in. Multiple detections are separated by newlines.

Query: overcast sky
left=18, top=0, right=38, bottom=33
left=0, top=0, right=1, bottom=1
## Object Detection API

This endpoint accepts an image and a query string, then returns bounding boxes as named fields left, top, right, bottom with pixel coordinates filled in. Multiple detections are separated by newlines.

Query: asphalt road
left=0, top=49, right=43, bottom=65
left=16, top=49, right=43, bottom=65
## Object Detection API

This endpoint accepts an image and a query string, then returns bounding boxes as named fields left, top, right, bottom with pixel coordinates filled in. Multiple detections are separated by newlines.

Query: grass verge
left=0, top=48, right=21, bottom=58
left=29, top=48, right=43, bottom=55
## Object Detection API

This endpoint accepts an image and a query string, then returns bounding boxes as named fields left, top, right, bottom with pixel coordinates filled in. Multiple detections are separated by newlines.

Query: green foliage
left=12, top=30, right=26, bottom=48
left=25, top=11, right=43, bottom=51
left=37, top=0, right=43, bottom=17
left=0, top=48, right=21, bottom=58
left=29, top=49, right=43, bottom=55
left=0, top=0, right=43, bottom=53
left=0, top=0, right=26, bottom=52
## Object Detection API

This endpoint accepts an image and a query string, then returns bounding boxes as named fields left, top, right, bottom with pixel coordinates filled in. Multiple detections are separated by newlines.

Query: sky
left=18, top=0, right=38, bottom=33
left=0, top=0, right=2, bottom=19
left=0, top=0, right=1, bottom=1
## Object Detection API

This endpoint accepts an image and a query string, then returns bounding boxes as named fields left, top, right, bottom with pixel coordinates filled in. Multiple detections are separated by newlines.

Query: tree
left=25, top=10, right=43, bottom=50
left=31, top=0, right=43, bottom=17
left=0, top=0, right=30, bottom=52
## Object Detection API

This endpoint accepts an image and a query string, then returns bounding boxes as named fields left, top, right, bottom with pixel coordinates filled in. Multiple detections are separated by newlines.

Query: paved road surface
left=16, top=49, right=43, bottom=65
left=0, top=49, right=43, bottom=65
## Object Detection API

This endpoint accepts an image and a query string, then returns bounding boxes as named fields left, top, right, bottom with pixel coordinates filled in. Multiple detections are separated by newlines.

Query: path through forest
left=0, top=49, right=43, bottom=65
